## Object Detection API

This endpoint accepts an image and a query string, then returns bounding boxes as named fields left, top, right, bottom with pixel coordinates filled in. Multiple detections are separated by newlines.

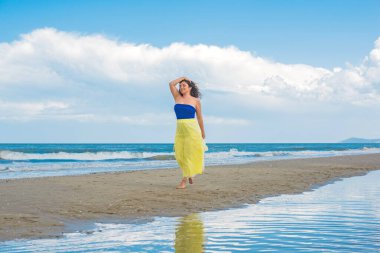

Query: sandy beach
left=1, top=153, right=380, bottom=242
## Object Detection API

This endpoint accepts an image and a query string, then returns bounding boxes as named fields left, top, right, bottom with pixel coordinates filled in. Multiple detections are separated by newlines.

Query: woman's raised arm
left=169, top=76, right=188, bottom=100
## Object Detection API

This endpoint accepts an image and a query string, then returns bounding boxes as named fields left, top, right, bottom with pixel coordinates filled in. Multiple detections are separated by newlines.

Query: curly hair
left=179, top=79, right=202, bottom=99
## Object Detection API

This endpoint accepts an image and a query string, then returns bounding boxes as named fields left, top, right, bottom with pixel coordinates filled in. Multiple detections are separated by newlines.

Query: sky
left=1, top=0, right=380, bottom=143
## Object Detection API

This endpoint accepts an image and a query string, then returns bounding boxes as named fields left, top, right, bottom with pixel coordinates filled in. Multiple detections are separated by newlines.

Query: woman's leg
left=176, top=177, right=187, bottom=189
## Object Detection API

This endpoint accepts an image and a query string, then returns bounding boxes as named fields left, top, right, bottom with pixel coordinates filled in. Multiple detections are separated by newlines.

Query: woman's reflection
left=174, top=213, right=205, bottom=253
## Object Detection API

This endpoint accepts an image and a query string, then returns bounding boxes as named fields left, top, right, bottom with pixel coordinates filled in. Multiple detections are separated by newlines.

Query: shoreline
left=1, top=153, right=380, bottom=242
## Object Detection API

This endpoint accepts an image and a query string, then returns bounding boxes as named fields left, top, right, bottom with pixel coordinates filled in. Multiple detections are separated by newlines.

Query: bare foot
left=188, top=177, right=193, bottom=184
left=176, top=179, right=186, bottom=189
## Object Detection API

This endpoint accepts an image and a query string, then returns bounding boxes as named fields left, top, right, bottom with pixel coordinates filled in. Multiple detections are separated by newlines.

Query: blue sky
left=1, top=0, right=380, bottom=142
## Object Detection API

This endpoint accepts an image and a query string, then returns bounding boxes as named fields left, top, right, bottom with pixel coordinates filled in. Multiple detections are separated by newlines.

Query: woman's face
left=179, top=81, right=192, bottom=94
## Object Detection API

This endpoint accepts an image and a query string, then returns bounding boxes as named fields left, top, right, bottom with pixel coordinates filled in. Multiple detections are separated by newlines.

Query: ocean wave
left=1, top=146, right=380, bottom=163
left=1, top=145, right=380, bottom=179
left=0, top=167, right=11, bottom=171
left=146, top=155, right=176, bottom=160
left=205, top=147, right=380, bottom=160
left=0, top=150, right=160, bottom=161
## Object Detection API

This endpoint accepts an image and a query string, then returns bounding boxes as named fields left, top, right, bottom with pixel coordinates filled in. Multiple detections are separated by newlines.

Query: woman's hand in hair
left=169, top=77, right=186, bottom=86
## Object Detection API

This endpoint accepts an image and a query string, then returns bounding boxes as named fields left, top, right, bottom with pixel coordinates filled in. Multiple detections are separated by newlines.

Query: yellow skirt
left=173, top=118, right=205, bottom=178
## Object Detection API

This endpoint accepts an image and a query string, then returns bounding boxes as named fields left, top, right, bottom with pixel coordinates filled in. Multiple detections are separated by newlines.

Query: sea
left=1, top=143, right=380, bottom=179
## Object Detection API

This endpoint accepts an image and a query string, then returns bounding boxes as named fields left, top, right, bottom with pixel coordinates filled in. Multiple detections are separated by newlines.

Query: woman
left=169, top=76, right=207, bottom=189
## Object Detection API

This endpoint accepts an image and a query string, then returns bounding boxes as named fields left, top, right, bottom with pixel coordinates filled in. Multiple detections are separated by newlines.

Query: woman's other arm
left=195, top=99, right=206, bottom=139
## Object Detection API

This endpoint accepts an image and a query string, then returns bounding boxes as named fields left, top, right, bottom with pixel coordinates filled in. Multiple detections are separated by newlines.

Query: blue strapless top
left=174, top=104, right=196, bottom=119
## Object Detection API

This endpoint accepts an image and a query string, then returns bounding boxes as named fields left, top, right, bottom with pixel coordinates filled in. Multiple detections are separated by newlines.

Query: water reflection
left=175, top=213, right=205, bottom=253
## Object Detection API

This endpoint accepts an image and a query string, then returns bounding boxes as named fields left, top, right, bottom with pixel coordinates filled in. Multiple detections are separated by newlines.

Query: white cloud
left=0, top=28, right=380, bottom=123
left=369, top=37, right=380, bottom=63
left=0, top=99, right=251, bottom=127
left=204, top=116, right=252, bottom=126
left=0, top=100, right=69, bottom=120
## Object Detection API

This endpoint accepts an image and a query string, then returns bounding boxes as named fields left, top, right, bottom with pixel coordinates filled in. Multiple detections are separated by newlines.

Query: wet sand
left=1, top=153, right=379, bottom=241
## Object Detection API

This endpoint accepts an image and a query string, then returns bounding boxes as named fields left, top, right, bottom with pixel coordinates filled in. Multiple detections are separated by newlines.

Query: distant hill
left=341, top=137, right=380, bottom=143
